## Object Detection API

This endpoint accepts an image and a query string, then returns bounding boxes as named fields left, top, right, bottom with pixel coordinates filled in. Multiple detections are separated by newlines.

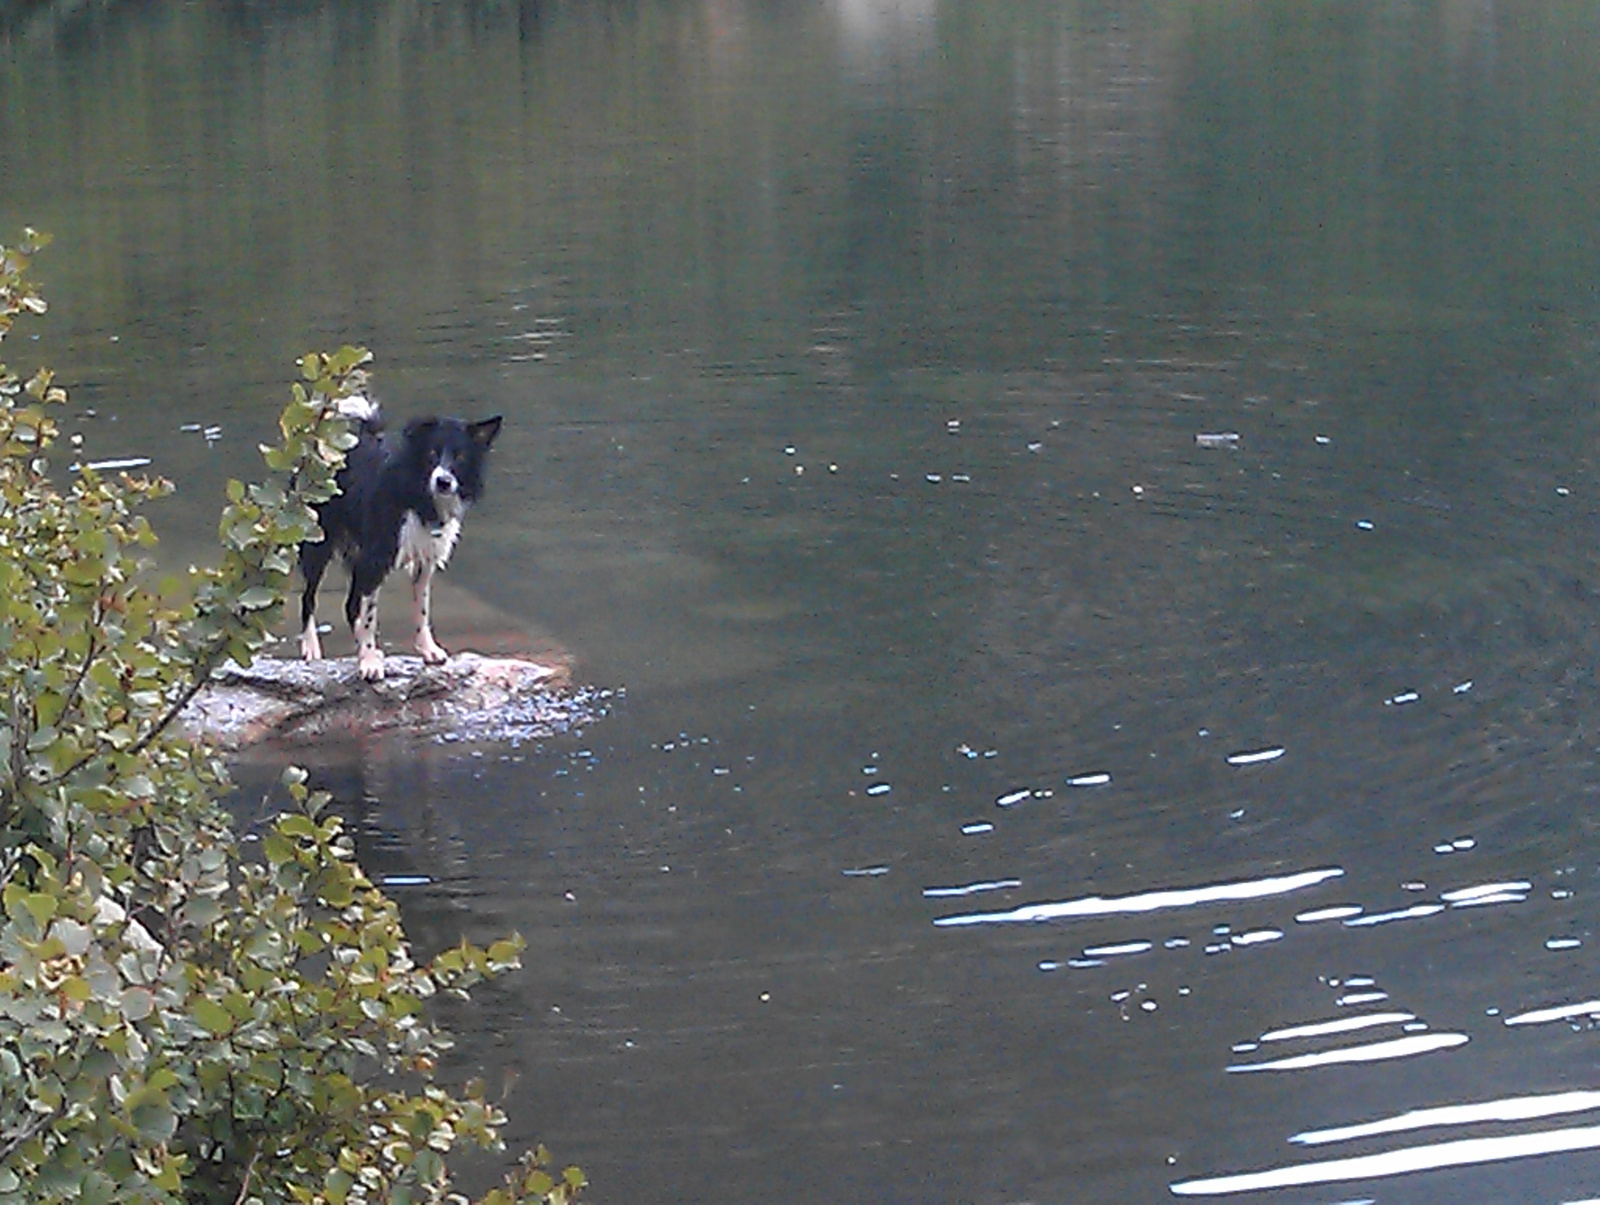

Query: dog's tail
left=291, top=393, right=381, bottom=493
left=334, top=394, right=382, bottom=425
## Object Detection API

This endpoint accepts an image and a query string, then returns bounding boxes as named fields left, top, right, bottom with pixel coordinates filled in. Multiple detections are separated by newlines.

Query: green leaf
left=262, top=830, right=295, bottom=866
left=487, top=938, right=523, bottom=966
left=236, top=585, right=278, bottom=610
left=191, top=995, right=235, bottom=1036
left=325, top=1167, right=353, bottom=1205
left=80, top=1170, right=115, bottom=1205
left=130, top=1097, right=177, bottom=1144
left=20, top=891, right=56, bottom=927
left=524, top=1171, right=554, bottom=1196
left=277, top=813, right=317, bottom=839
left=119, top=987, right=153, bottom=1021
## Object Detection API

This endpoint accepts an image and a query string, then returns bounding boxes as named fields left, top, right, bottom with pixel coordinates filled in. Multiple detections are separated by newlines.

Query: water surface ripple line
left=1290, top=1089, right=1600, bottom=1146
left=1259, top=1010, right=1415, bottom=1044
left=933, top=867, right=1342, bottom=927
left=1170, top=1121, right=1600, bottom=1197
left=1225, top=1032, right=1467, bottom=1073
left=1504, top=999, right=1600, bottom=1027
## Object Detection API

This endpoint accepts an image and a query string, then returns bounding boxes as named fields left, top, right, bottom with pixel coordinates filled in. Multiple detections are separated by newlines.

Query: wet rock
left=180, top=652, right=601, bottom=750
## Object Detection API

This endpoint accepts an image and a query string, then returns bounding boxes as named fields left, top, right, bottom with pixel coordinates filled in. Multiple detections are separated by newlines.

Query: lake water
left=9, top=2, right=1600, bottom=1201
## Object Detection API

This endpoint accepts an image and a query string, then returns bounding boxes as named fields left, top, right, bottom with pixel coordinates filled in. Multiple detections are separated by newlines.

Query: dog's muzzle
left=430, top=467, right=458, bottom=496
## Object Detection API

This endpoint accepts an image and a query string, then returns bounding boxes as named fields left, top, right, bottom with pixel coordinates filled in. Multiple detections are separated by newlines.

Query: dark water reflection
left=12, top=1, right=1600, bottom=1200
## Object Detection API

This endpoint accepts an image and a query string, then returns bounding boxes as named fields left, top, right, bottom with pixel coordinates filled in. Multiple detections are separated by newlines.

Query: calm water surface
left=9, top=2, right=1600, bottom=1200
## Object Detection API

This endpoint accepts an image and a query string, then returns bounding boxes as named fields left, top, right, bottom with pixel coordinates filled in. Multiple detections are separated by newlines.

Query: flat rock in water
left=181, top=652, right=602, bottom=750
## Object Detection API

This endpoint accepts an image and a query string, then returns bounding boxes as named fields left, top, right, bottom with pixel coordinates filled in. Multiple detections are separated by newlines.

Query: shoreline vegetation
left=0, top=234, right=584, bottom=1204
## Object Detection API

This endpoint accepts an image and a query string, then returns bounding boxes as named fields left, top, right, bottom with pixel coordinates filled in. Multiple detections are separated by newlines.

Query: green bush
left=0, top=232, right=584, bottom=1205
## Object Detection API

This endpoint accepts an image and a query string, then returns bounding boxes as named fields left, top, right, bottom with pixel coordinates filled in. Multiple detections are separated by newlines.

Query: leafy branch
left=0, top=235, right=584, bottom=1205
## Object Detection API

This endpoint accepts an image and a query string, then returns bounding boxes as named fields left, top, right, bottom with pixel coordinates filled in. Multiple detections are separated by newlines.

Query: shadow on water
left=14, top=1, right=1600, bottom=1201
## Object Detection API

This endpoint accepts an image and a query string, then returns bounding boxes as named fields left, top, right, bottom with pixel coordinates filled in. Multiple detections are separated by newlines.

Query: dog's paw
left=300, top=627, right=323, bottom=661
left=358, top=647, right=386, bottom=681
left=416, top=633, right=450, bottom=664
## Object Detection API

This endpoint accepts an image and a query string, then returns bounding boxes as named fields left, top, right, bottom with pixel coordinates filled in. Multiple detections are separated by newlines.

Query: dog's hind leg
left=411, top=563, right=449, bottom=664
left=298, top=539, right=335, bottom=660
left=346, top=560, right=387, bottom=681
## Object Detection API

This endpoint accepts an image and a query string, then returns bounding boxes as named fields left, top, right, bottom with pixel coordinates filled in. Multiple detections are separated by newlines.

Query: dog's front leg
left=354, top=590, right=385, bottom=680
left=298, top=539, right=334, bottom=661
left=411, top=563, right=449, bottom=664
left=300, top=614, right=324, bottom=661
left=347, top=566, right=387, bottom=681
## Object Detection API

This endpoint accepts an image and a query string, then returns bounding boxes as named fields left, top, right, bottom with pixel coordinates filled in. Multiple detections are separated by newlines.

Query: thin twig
left=0, top=1108, right=52, bottom=1165
left=55, top=628, right=98, bottom=728
left=232, top=1142, right=262, bottom=1205
left=43, top=625, right=227, bottom=787
left=126, top=638, right=229, bottom=759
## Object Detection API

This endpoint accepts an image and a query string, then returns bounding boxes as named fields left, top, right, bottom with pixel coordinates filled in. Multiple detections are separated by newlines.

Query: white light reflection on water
left=1441, top=880, right=1533, bottom=903
left=932, top=867, right=1342, bottom=927
left=1258, top=1011, right=1415, bottom=1044
left=1451, top=891, right=1527, bottom=908
left=1289, top=1089, right=1600, bottom=1146
left=921, top=879, right=1022, bottom=899
left=82, top=456, right=153, bottom=472
left=1296, top=904, right=1363, bottom=923
left=1230, top=929, right=1282, bottom=947
left=1342, top=903, right=1444, bottom=927
left=1335, top=990, right=1389, bottom=1006
left=1081, top=940, right=1153, bottom=958
left=1224, top=1032, right=1467, bottom=1074
left=1225, top=746, right=1286, bottom=766
left=1504, top=999, right=1600, bottom=1027
left=1170, top=1122, right=1600, bottom=1197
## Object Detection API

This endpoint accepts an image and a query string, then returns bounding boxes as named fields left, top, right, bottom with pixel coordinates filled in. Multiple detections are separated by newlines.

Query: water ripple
left=1172, top=1121, right=1600, bottom=1197
left=1224, top=1031, right=1468, bottom=1074
left=933, top=866, right=1342, bottom=927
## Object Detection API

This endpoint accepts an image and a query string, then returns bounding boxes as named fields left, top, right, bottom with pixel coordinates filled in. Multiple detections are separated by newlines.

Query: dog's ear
left=471, top=416, right=503, bottom=448
left=403, top=417, right=438, bottom=441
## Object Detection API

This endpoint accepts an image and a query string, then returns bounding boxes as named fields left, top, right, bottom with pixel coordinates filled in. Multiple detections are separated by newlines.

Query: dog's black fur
left=298, top=398, right=502, bottom=680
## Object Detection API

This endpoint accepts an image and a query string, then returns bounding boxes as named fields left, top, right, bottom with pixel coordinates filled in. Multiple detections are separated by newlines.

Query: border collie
left=298, top=396, right=502, bottom=681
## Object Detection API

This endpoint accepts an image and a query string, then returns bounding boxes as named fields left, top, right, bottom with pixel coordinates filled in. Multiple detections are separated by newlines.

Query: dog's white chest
left=395, top=512, right=461, bottom=574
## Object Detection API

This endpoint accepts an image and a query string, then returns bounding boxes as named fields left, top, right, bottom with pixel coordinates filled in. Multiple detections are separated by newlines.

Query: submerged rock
left=181, top=652, right=603, bottom=750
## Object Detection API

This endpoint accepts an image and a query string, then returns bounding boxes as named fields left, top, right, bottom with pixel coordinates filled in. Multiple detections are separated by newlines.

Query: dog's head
left=404, top=415, right=502, bottom=520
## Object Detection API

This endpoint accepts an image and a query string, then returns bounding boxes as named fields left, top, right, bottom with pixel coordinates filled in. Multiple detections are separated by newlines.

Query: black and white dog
left=298, top=396, right=502, bottom=681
